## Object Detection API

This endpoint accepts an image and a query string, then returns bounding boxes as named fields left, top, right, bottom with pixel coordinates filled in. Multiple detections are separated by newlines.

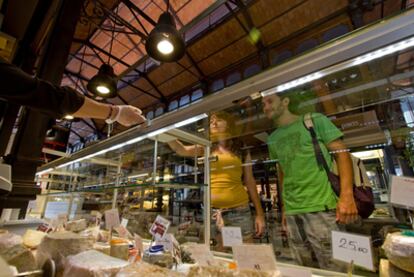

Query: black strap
left=303, top=114, right=331, bottom=177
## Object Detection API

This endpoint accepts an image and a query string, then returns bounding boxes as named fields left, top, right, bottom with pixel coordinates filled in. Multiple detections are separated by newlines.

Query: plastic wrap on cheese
left=62, top=250, right=129, bottom=277
left=0, top=232, right=22, bottom=249
left=65, top=219, right=87, bottom=232
left=187, top=266, right=281, bottom=277
left=382, top=232, right=414, bottom=273
left=37, top=231, right=94, bottom=269
left=115, top=262, right=185, bottom=277
left=0, top=244, right=37, bottom=273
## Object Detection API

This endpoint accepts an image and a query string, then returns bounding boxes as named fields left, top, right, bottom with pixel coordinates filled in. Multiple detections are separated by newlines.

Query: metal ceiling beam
left=68, top=52, right=162, bottom=101
left=95, top=0, right=148, bottom=40
left=121, top=0, right=157, bottom=26
left=74, top=39, right=167, bottom=103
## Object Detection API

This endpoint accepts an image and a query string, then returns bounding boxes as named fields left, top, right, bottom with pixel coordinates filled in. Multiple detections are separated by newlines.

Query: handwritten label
left=222, top=227, right=242, bottom=247
left=332, top=231, right=374, bottom=271
left=390, top=175, right=414, bottom=208
left=105, top=209, right=120, bottom=230
left=186, top=244, right=216, bottom=266
left=121, top=218, right=129, bottom=227
left=114, top=225, right=131, bottom=239
left=149, top=215, right=170, bottom=240
left=155, top=233, right=182, bottom=264
left=232, top=244, right=277, bottom=271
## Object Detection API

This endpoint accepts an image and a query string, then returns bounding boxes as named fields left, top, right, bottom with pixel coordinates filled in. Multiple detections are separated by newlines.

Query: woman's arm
left=167, top=140, right=204, bottom=157
left=243, top=151, right=265, bottom=236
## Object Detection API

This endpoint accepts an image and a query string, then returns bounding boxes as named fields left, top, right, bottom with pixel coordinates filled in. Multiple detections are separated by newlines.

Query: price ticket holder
left=332, top=230, right=375, bottom=274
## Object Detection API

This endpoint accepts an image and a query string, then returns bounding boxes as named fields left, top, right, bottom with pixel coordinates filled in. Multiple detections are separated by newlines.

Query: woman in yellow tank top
left=168, top=112, right=265, bottom=250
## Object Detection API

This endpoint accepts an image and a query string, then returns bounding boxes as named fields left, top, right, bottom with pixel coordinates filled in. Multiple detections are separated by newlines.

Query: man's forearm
left=72, top=97, right=111, bottom=119
left=336, top=151, right=354, bottom=197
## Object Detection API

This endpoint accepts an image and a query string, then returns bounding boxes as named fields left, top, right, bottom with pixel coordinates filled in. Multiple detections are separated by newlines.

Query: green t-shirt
left=267, top=113, right=343, bottom=215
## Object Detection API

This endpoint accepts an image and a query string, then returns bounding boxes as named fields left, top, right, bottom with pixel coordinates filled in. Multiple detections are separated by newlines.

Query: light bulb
left=97, top=85, right=110, bottom=94
left=64, top=115, right=74, bottom=120
left=157, top=39, right=174, bottom=55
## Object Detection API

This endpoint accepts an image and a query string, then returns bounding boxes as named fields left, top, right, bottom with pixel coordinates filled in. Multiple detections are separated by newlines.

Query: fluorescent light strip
left=260, top=36, right=414, bottom=97
left=41, top=113, right=208, bottom=171
left=35, top=168, right=53, bottom=176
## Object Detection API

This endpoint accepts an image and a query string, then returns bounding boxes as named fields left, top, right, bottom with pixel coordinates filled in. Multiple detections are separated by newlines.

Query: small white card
left=149, top=215, right=170, bottom=240
left=390, top=175, right=414, bottom=209
left=222, top=227, right=242, bottom=247
left=134, top=233, right=143, bottom=256
left=232, top=244, right=277, bottom=271
left=105, top=209, right=120, bottom=230
left=332, top=231, right=374, bottom=271
left=186, top=244, right=216, bottom=266
left=121, top=218, right=129, bottom=227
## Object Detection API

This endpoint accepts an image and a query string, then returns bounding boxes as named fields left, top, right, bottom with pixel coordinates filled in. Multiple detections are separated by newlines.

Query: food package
left=0, top=231, right=22, bottom=249
left=22, top=229, right=46, bottom=248
left=187, top=266, right=281, bottom=277
left=115, top=262, right=185, bottom=277
left=0, top=244, right=37, bottom=273
left=94, top=242, right=111, bottom=255
left=382, top=232, right=414, bottom=273
left=62, top=250, right=129, bottom=277
left=37, top=231, right=94, bottom=268
left=65, top=219, right=87, bottom=232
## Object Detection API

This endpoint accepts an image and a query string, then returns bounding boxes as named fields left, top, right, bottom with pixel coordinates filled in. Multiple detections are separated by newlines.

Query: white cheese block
left=22, top=229, right=46, bottom=248
left=0, top=232, right=22, bottom=249
left=0, top=244, right=37, bottom=273
left=63, top=250, right=128, bottom=277
left=37, top=231, right=94, bottom=268
left=65, top=219, right=87, bottom=232
left=383, top=232, right=414, bottom=273
left=187, top=266, right=281, bottom=277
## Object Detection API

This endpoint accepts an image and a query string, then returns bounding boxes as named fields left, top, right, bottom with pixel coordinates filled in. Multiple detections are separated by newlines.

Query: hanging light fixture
left=87, top=64, right=118, bottom=98
left=87, top=4, right=119, bottom=98
left=145, top=1, right=185, bottom=63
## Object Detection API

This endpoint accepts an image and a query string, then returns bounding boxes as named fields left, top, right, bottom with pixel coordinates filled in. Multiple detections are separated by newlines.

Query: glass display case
left=34, top=9, right=414, bottom=276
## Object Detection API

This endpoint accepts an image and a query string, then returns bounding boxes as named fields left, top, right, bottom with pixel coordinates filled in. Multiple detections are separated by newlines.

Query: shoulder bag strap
left=303, top=113, right=332, bottom=176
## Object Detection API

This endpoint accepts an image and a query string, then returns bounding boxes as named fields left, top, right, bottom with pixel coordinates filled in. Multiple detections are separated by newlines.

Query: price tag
left=121, top=218, right=129, bottom=227
left=232, top=244, right=277, bottom=271
left=149, top=215, right=170, bottom=240
left=222, top=227, right=242, bottom=247
left=186, top=244, right=216, bottom=266
left=155, top=233, right=182, bottom=264
left=332, top=231, right=374, bottom=271
left=390, top=175, right=414, bottom=209
left=95, top=211, right=102, bottom=226
left=105, top=209, right=120, bottom=230
left=114, top=225, right=131, bottom=239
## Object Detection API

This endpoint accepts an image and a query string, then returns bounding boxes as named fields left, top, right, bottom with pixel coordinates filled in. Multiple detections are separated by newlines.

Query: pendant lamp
left=87, top=63, right=118, bottom=98
left=145, top=12, right=185, bottom=62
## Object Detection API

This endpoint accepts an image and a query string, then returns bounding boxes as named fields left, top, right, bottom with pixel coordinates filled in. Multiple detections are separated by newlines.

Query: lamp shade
left=145, top=12, right=185, bottom=62
left=87, top=64, right=118, bottom=98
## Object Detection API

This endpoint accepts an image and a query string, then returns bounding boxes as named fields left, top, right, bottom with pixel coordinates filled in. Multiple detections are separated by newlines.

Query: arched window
left=226, top=72, right=241, bottom=86
left=271, top=50, right=292, bottom=65
left=210, top=79, right=224, bottom=92
left=322, top=24, right=349, bottom=42
left=146, top=111, right=154, bottom=120
left=179, top=95, right=190, bottom=107
left=168, top=100, right=178, bottom=111
left=191, top=89, right=203, bottom=101
left=155, top=107, right=164, bottom=117
left=244, top=64, right=261, bottom=78
left=296, top=39, right=318, bottom=54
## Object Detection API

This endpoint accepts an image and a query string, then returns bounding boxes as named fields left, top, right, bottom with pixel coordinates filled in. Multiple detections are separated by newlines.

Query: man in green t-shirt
left=262, top=91, right=358, bottom=270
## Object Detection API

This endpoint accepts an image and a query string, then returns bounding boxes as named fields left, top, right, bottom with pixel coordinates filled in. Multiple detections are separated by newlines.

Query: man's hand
left=336, top=194, right=358, bottom=224
left=255, top=215, right=266, bottom=237
left=114, top=105, right=146, bottom=127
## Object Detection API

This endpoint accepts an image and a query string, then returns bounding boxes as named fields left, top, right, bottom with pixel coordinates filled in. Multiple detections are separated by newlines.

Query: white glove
left=106, top=105, right=146, bottom=127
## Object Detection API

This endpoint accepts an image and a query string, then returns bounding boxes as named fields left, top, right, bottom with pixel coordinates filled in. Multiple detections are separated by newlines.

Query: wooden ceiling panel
left=147, top=62, right=186, bottom=85
left=176, top=0, right=216, bottom=26
left=158, top=70, right=199, bottom=97
left=198, top=38, right=257, bottom=76
left=259, top=0, right=348, bottom=46
left=118, top=85, right=141, bottom=102
left=187, top=18, right=246, bottom=62
left=133, top=78, right=153, bottom=92
left=129, top=93, right=158, bottom=109
left=248, top=0, right=304, bottom=28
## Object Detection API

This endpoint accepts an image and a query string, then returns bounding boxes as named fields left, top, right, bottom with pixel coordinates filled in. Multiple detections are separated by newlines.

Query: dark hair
left=210, top=111, right=243, bottom=156
left=280, top=87, right=316, bottom=115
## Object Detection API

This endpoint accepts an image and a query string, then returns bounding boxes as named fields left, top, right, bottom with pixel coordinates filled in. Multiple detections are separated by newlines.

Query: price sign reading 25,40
left=331, top=231, right=374, bottom=271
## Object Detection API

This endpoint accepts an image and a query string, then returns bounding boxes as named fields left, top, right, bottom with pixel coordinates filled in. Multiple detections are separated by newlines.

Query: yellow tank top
left=210, top=151, right=249, bottom=209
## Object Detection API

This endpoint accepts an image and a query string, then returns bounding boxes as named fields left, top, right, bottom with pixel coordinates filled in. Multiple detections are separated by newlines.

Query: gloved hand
left=110, top=105, right=146, bottom=127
